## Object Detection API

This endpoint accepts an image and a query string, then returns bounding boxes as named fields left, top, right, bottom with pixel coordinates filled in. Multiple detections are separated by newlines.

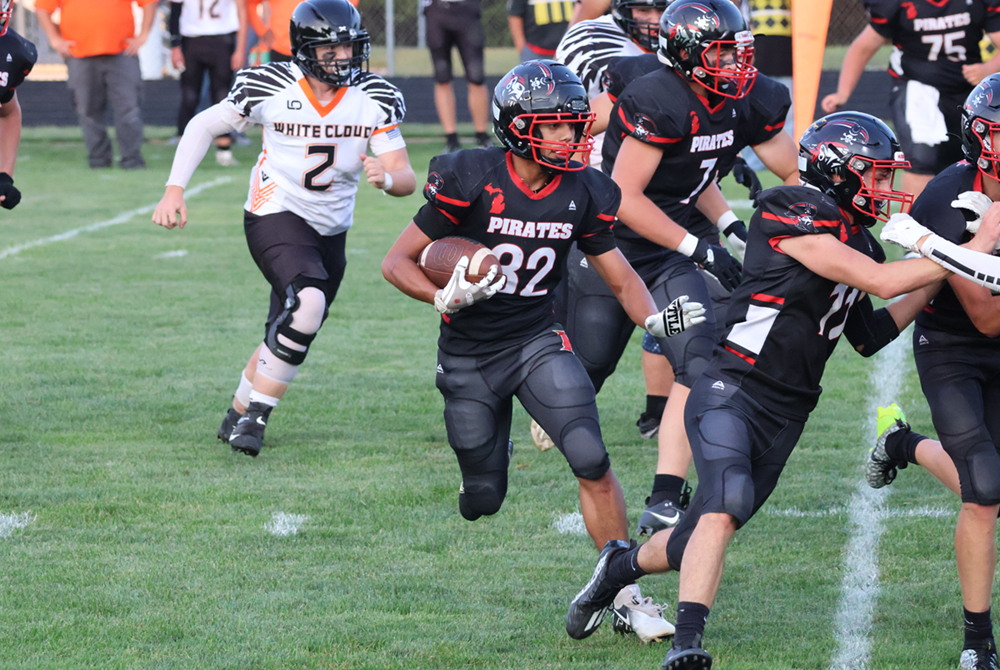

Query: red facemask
left=847, top=154, right=913, bottom=221
left=508, top=112, right=597, bottom=171
left=693, top=31, right=757, bottom=99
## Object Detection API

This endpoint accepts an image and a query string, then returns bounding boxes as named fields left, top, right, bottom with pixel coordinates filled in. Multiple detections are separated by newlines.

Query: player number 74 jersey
left=224, top=62, right=407, bottom=236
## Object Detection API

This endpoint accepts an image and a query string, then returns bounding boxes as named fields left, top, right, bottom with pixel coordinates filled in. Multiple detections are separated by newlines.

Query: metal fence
left=828, top=0, right=867, bottom=46
left=359, top=0, right=514, bottom=49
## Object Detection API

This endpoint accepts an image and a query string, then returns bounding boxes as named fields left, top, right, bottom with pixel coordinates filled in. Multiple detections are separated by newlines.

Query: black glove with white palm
left=434, top=256, right=507, bottom=314
left=645, top=295, right=707, bottom=338
left=690, top=237, right=743, bottom=291
left=716, top=214, right=748, bottom=261
left=732, top=156, right=762, bottom=203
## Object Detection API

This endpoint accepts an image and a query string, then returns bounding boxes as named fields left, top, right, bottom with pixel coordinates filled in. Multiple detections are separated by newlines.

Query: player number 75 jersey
left=224, top=62, right=407, bottom=236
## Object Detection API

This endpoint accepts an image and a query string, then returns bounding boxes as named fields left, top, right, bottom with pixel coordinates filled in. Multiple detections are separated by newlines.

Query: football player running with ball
left=382, top=60, right=705, bottom=643
left=152, top=0, right=416, bottom=456
left=564, top=111, right=1000, bottom=669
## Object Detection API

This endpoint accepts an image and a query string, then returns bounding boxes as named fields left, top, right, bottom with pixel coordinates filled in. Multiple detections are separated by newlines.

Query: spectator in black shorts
left=508, top=0, right=573, bottom=62
left=822, top=0, right=1000, bottom=201
left=170, top=0, right=248, bottom=166
left=423, top=0, right=490, bottom=152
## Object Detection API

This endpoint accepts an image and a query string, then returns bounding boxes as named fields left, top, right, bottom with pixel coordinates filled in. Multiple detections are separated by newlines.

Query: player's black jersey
left=0, top=30, right=36, bottom=105
left=413, top=147, right=621, bottom=356
left=712, top=186, right=889, bottom=421
left=913, top=161, right=1000, bottom=338
left=602, top=65, right=789, bottom=258
left=867, top=0, right=1000, bottom=94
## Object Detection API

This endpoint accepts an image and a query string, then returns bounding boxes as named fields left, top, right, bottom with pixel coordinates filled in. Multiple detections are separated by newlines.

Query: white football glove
left=645, top=295, right=707, bottom=338
left=951, top=190, right=993, bottom=234
left=433, top=256, right=507, bottom=314
left=879, top=212, right=933, bottom=253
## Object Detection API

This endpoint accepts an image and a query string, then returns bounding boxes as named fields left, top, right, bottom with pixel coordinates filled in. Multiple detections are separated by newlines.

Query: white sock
left=235, top=372, right=253, bottom=408
left=249, top=390, right=281, bottom=408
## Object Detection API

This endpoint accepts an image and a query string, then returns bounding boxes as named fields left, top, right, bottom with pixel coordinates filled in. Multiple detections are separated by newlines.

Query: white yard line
left=552, top=511, right=588, bottom=536
left=0, top=511, right=35, bottom=538
left=767, top=505, right=952, bottom=519
left=265, top=511, right=308, bottom=537
left=828, top=330, right=911, bottom=670
left=0, top=176, right=232, bottom=261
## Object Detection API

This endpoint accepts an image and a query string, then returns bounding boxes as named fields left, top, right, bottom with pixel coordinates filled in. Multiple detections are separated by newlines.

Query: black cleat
left=662, top=643, right=713, bottom=670
left=566, top=539, right=631, bottom=640
left=637, top=483, right=692, bottom=536
left=445, top=137, right=462, bottom=153
left=217, top=407, right=243, bottom=444
left=637, top=411, right=661, bottom=439
left=229, top=401, right=273, bottom=457
left=961, top=640, right=999, bottom=670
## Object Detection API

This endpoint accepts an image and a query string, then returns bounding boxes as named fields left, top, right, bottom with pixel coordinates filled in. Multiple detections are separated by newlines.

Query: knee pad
left=958, top=439, right=1000, bottom=505
left=561, top=417, right=610, bottom=481
left=432, top=58, right=452, bottom=84
left=265, top=284, right=325, bottom=366
left=444, top=398, right=510, bottom=520
left=465, top=63, right=485, bottom=86
left=719, top=465, right=754, bottom=525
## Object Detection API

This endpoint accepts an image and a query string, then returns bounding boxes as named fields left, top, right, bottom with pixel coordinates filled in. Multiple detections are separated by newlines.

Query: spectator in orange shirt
left=36, top=0, right=158, bottom=169
left=247, top=0, right=357, bottom=64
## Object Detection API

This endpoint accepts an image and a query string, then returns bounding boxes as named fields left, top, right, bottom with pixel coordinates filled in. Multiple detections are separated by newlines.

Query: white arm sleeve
left=920, top=234, right=1000, bottom=291
left=166, top=102, right=248, bottom=188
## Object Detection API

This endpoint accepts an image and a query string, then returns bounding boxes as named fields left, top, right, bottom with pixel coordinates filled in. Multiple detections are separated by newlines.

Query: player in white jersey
left=152, top=0, right=416, bottom=457
left=169, top=0, right=249, bottom=166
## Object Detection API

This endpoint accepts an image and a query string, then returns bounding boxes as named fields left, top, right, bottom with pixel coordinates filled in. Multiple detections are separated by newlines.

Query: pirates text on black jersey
left=867, top=0, right=1000, bottom=93
left=602, top=64, right=789, bottom=254
left=412, top=147, right=621, bottom=356
left=0, top=29, right=36, bottom=104
left=714, top=185, right=898, bottom=421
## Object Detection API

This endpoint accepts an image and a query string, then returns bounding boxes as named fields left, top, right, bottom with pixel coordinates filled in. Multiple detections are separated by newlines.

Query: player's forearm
left=918, top=234, right=1000, bottom=291
left=616, top=192, right=690, bottom=250
left=383, top=166, right=416, bottom=197
left=836, top=27, right=887, bottom=100
left=589, top=250, right=659, bottom=327
left=0, top=97, right=23, bottom=176
left=35, top=10, right=62, bottom=47
left=508, top=17, right=525, bottom=53
left=695, top=183, right=729, bottom=224
left=166, top=104, right=239, bottom=188
left=885, top=281, right=942, bottom=331
left=382, top=254, right=437, bottom=305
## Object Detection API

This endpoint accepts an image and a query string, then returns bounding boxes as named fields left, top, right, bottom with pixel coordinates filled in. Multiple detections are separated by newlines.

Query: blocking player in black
left=0, top=0, right=36, bottom=210
left=867, top=74, right=1000, bottom=670
left=564, top=111, right=1000, bottom=669
left=383, top=60, right=705, bottom=641
left=823, top=0, right=1000, bottom=202
left=567, top=0, right=794, bottom=537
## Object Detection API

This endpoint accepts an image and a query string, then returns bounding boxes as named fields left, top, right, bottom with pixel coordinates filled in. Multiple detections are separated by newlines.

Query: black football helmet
left=0, top=0, right=11, bottom=37
left=611, top=0, right=671, bottom=52
left=290, top=0, right=370, bottom=87
left=799, top=112, right=912, bottom=225
left=657, top=0, right=757, bottom=99
left=492, top=60, right=595, bottom=172
left=962, top=74, right=1000, bottom=180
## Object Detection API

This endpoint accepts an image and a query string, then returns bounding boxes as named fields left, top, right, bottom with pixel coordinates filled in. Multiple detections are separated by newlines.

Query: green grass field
left=0, top=127, right=976, bottom=670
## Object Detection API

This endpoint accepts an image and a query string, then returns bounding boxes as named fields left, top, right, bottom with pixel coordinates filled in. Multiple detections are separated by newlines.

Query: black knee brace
left=265, top=284, right=318, bottom=366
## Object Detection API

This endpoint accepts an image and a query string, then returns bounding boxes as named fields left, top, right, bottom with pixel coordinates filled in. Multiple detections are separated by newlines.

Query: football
left=418, top=237, right=500, bottom=289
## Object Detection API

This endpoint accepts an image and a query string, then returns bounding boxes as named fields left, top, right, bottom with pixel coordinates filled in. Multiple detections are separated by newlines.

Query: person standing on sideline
left=152, top=0, right=416, bottom=457
left=383, top=60, right=704, bottom=643
left=423, top=0, right=491, bottom=153
left=822, top=0, right=1000, bottom=202
left=508, top=0, right=574, bottom=62
left=170, top=0, right=249, bottom=167
left=0, top=0, right=37, bottom=210
left=36, top=0, right=157, bottom=170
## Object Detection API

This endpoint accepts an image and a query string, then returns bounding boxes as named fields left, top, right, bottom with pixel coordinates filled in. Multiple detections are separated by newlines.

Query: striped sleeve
left=555, top=19, right=634, bottom=99
left=225, top=62, right=297, bottom=121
